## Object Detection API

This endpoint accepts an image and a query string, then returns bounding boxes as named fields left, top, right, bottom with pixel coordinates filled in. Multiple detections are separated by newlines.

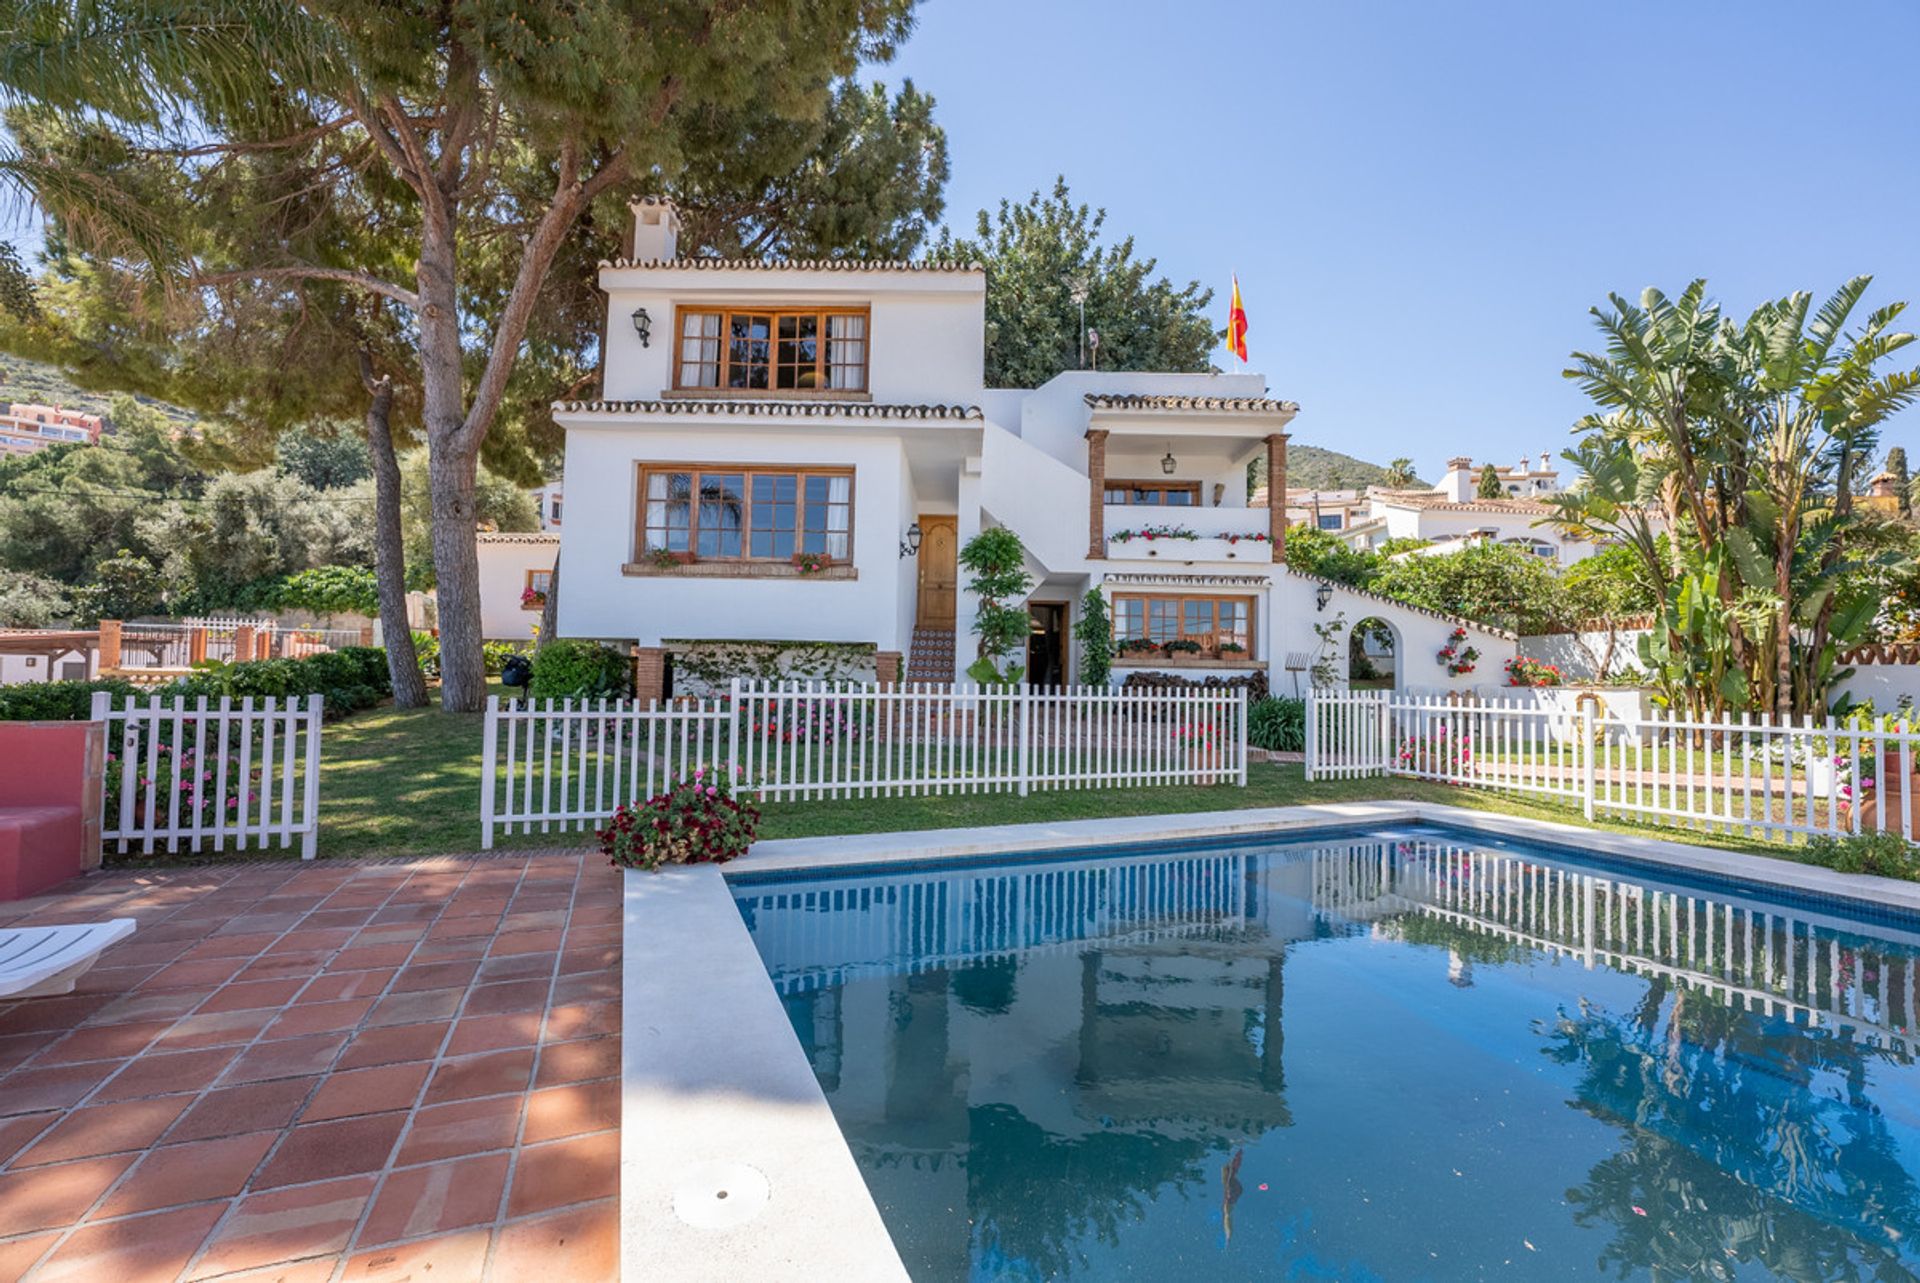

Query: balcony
left=1102, top=504, right=1275, bottom=563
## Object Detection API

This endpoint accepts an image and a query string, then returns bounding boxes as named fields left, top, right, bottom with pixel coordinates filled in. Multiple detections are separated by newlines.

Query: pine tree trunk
left=537, top=556, right=559, bottom=652
left=416, top=211, right=489, bottom=713
left=360, top=362, right=428, bottom=709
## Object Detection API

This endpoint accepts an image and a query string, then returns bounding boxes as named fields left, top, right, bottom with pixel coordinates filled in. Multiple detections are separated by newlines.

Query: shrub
left=1505, top=656, right=1563, bottom=687
left=1803, top=832, right=1920, bottom=881
left=0, top=678, right=141, bottom=721
left=1072, top=589, right=1112, bottom=686
left=1248, top=697, right=1306, bottom=752
left=412, top=631, right=440, bottom=676
left=529, top=639, right=633, bottom=700
left=279, top=565, right=378, bottom=617
left=599, top=769, right=760, bottom=871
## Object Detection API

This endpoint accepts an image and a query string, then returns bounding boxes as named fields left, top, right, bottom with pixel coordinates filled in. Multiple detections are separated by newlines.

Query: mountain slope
left=1252, top=444, right=1420, bottom=493
left=0, top=353, right=194, bottom=428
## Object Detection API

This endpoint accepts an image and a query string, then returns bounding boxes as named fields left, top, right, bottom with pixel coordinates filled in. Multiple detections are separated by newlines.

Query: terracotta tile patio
left=0, top=853, right=621, bottom=1282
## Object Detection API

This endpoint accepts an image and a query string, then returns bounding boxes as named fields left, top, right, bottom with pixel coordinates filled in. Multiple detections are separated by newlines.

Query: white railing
left=90, top=692, right=324, bottom=859
left=1306, top=690, right=1920, bottom=846
left=480, top=680, right=1249, bottom=848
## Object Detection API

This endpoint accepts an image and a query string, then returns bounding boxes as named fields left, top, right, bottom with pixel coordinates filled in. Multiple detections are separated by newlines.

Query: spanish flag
left=1227, top=275, right=1249, bottom=363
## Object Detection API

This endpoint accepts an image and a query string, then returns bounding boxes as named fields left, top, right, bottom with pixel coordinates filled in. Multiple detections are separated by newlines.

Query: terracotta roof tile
left=596, top=256, right=981, bottom=273
left=1084, top=394, right=1300, bottom=414
left=476, top=531, right=559, bottom=545
left=551, top=399, right=982, bottom=421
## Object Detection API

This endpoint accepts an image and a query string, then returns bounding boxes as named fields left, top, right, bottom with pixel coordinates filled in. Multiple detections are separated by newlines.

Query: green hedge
left=529, top=639, right=633, bottom=700
left=0, top=647, right=394, bottom=721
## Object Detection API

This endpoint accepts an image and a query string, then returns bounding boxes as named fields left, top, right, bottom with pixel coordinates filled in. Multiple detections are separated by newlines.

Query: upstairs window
left=676, top=308, right=869, bottom=392
left=1104, top=480, right=1198, bottom=506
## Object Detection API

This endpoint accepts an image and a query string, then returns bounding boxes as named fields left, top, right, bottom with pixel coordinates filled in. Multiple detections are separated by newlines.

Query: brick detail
left=98, top=619, right=122, bottom=670
left=874, top=651, right=902, bottom=686
left=234, top=626, right=256, bottom=664
left=1086, top=429, right=1109, bottom=559
left=1266, top=433, right=1288, bottom=563
left=632, top=647, right=668, bottom=705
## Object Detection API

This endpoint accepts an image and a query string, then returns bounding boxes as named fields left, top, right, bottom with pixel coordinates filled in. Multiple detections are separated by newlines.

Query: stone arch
left=1348, top=616, right=1400, bottom=690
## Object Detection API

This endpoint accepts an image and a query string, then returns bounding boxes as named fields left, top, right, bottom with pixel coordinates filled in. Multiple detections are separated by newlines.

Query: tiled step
left=905, top=627, right=956, bottom=684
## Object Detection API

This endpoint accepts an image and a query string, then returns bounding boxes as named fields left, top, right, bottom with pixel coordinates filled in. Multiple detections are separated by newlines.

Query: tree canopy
left=936, top=178, right=1218, bottom=389
left=1545, top=278, right=1919, bottom=716
left=0, top=0, right=926, bottom=709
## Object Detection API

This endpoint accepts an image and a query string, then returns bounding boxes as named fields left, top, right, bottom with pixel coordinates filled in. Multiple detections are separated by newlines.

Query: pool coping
left=620, top=801, right=1920, bottom=1281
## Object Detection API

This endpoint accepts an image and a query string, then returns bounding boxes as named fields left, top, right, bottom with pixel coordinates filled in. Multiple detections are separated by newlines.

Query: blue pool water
left=730, top=826, right=1920, bottom=1282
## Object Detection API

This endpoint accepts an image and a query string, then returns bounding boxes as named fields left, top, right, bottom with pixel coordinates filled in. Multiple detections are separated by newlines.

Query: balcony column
left=1086, top=429, right=1108, bottom=559
left=1266, top=433, right=1288, bottom=563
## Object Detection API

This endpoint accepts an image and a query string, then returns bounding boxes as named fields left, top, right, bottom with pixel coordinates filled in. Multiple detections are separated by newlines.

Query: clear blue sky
left=884, top=0, right=1920, bottom=478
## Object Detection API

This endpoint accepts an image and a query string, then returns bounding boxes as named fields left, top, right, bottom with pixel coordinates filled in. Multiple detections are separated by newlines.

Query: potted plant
left=647, top=547, right=694, bottom=569
left=598, top=768, right=760, bottom=872
left=1165, top=638, right=1204, bottom=657
left=1117, top=637, right=1161, bottom=658
left=1437, top=627, right=1480, bottom=677
left=520, top=586, right=548, bottom=611
left=792, top=549, right=834, bottom=576
left=1218, top=640, right=1247, bottom=656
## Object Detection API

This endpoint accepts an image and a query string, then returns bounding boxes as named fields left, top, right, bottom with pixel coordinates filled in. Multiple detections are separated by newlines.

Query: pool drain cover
left=673, top=1161, right=770, bottom=1229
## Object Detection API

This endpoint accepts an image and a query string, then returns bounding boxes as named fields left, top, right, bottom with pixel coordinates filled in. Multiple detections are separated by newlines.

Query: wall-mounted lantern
left=631, top=306, right=652, bottom=347
left=1315, top=582, right=1335, bottom=612
left=899, top=522, right=923, bottom=559
left=1161, top=449, right=1177, bottom=476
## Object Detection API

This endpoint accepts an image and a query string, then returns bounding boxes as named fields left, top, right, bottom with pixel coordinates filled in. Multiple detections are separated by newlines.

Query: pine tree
left=1477, top=464, right=1506, bottom=499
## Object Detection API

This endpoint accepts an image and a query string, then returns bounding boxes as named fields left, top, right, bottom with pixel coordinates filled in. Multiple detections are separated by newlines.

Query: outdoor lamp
left=899, top=522, right=923, bottom=559
left=1161, top=449, right=1177, bottom=475
left=631, top=306, right=651, bottom=347
left=1315, top=582, right=1335, bottom=612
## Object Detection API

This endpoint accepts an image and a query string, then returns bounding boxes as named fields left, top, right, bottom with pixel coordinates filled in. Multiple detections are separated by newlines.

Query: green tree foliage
left=0, top=572, right=72, bottom=627
left=0, top=398, right=201, bottom=583
left=1071, top=588, right=1112, bottom=686
left=1280, top=525, right=1388, bottom=588
left=390, top=451, right=536, bottom=591
left=0, top=0, right=923, bottom=712
left=277, top=429, right=371, bottom=490
left=1370, top=541, right=1564, bottom=634
left=140, top=469, right=369, bottom=606
left=1548, top=278, right=1919, bottom=715
left=936, top=178, right=1217, bottom=389
left=279, top=565, right=378, bottom=618
left=1476, top=463, right=1505, bottom=499
left=958, top=528, right=1032, bottom=683
left=73, top=548, right=165, bottom=623
left=1383, top=457, right=1419, bottom=489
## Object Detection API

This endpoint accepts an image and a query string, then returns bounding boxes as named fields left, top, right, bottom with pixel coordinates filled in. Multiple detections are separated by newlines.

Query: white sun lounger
left=0, top=920, right=137, bottom=999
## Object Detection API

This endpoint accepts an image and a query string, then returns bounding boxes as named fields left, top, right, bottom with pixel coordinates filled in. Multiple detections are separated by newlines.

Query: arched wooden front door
left=917, top=516, right=958, bottom=628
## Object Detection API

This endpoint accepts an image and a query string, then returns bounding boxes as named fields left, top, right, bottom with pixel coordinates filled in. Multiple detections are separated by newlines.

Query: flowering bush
left=742, top=698, right=869, bottom=745
left=1223, top=532, right=1272, bottom=545
left=1117, top=637, right=1162, bottom=656
left=520, top=586, right=548, bottom=610
left=1399, top=721, right=1473, bottom=774
left=1504, top=656, right=1562, bottom=687
left=599, top=769, right=761, bottom=872
left=1109, top=524, right=1198, bottom=543
left=102, top=728, right=268, bottom=833
left=792, top=550, right=834, bottom=575
left=1175, top=720, right=1222, bottom=754
left=1436, top=627, right=1480, bottom=676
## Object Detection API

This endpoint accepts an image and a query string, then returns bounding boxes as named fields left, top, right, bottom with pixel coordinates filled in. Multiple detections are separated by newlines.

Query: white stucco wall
left=476, top=536, right=558, bottom=642
left=1268, top=576, right=1517, bottom=697
left=555, top=424, right=916, bottom=651
left=1837, top=664, right=1920, bottom=712
left=595, top=265, right=987, bottom=406
left=1517, top=628, right=1654, bottom=681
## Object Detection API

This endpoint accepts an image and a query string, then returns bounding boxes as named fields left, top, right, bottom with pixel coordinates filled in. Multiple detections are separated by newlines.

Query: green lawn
left=308, top=697, right=1818, bottom=864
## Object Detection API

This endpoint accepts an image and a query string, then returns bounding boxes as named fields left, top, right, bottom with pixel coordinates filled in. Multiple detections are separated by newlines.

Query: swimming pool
left=730, top=823, right=1920, bottom=1281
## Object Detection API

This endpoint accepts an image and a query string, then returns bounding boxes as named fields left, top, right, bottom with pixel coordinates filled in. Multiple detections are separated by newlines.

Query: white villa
left=1330, top=456, right=1596, bottom=565
left=547, top=199, right=1514, bottom=701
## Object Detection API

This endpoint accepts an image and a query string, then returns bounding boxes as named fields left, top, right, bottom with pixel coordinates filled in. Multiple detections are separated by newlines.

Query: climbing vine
left=665, top=640, right=878, bottom=695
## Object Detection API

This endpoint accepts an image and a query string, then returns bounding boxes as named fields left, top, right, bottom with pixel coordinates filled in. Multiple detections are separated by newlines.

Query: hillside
left=1252, top=444, right=1420, bottom=494
left=0, top=353, right=195, bottom=429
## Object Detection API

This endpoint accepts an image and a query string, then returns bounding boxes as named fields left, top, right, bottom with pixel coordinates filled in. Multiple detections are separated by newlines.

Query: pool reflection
left=733, top=832, right=1920, bottom=1281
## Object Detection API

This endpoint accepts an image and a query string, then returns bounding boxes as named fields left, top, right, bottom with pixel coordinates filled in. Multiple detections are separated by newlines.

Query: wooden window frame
left=522, top=568, right=552, bottom=611
left=634, top=463, right=855, bottom=564
left=671, top=305, right=871, bottom=395
left=1112, top=592, right=1255, bottom=656
left=1103, top=479, right=1201, bottom=506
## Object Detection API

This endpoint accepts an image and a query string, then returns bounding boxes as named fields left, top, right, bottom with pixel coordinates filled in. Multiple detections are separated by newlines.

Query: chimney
left=1440, top=457, right=1474, bottom=502
left=1539, top=450, right=1551, bottom=473
left=629, top=199, right=681, bottom=262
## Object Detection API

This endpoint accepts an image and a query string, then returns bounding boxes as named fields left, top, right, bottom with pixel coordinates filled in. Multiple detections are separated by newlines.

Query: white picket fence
left=90, top=692, right=324, bottom=859
left=1307, top=690, right=1920, bottom=847
left=480, top=680, right=1249, bottom=848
